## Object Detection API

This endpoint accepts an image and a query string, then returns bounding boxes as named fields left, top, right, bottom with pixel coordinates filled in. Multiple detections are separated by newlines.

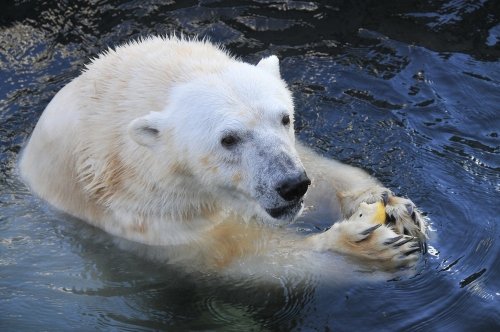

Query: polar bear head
left=128, top=56, right=310, bottom=222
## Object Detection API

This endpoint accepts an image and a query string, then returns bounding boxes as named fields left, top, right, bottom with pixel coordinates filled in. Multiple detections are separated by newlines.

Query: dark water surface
left=1, top=1, right=499, bottom=331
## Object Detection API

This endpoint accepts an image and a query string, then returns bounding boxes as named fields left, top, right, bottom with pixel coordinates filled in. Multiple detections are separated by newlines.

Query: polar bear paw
left=312, top=201, right=424, bottom=271
left=337, top=220, right=422, bottom=271
left=343, top=188, right=427, bottom=243
left=380, top=191, right=427, bottom=241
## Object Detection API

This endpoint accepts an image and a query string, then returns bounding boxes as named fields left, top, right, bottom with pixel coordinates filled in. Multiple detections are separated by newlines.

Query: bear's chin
left=265, top=199, right=304, bottom=222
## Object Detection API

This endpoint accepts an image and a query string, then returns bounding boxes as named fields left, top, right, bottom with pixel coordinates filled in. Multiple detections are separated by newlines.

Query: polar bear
left=19, top=36, right=426, bottom=274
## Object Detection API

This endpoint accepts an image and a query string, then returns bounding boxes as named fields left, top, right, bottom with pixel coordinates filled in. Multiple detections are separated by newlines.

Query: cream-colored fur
left=19, top=36, right=426, bottom=276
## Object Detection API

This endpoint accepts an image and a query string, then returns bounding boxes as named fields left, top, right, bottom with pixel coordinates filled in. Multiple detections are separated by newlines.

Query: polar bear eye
left=221, top=134, right=240, bottom=148
left=282, top=115, right=290, bottom=126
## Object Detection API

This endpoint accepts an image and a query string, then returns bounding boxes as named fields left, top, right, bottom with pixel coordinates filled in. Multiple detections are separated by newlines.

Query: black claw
left=386, top=214, right=396, bottom=225
left=381, top=192, right=390, bottom=206
left=405, top=203, right=414, bottom=215
left=383, top=235, right=403, bottom=245
left=359, top=223, right=382, bottom=236
left=393, top=237, right=414, bottom=248
left=411, top=211, right=417, bottom=223
left=403, top=248, right=421, bottom=256
left=420, top=241, right=428, bottom=255
left=385, top=213, right=391, bottom=225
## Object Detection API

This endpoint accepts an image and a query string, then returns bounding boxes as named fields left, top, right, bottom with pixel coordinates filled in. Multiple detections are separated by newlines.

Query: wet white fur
left=20, top=36, right=426, bottom=274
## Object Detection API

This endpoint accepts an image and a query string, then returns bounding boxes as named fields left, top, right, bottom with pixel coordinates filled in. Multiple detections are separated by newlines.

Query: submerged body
left=20, top=37, right=426, bottom=274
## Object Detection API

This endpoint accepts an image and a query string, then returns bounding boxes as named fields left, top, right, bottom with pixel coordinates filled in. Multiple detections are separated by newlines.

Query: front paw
left=343, top=188, right=427, bottom=244
left=329, top=220, right=422, bottom=270
left=381, top=192, right=427, bottom=242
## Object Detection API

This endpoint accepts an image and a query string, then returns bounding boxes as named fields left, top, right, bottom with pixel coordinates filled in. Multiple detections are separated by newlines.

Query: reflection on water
left=1, top=1, right=499, bottom=331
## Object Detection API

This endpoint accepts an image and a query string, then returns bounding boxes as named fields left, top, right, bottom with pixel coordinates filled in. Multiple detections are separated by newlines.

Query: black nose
left=277, top=173, right=311, bottom=201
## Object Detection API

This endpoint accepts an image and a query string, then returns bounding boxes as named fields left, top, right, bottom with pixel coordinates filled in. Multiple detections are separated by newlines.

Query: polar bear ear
left=257, top=55, right=280, bottom=78
left=128, top=112, right=166, bottom=148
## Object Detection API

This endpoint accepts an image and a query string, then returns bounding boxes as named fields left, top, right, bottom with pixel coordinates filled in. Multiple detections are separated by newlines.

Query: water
left=1, top=1, right=499, bottom=330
